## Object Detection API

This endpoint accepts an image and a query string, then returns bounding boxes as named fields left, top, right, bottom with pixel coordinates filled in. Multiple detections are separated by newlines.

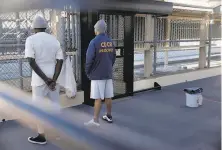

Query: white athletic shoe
left=84, top=119, right=100, bottom=127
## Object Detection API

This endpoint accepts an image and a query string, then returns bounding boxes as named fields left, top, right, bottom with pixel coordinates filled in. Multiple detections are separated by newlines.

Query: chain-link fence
left=0, top=8, right=81, bottom=91
left=0, top=8, right=221, bottom=89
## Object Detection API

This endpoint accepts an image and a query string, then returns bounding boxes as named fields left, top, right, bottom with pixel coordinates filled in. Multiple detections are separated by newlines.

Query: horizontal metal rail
left=135, top=39, right=221, bottom=44
left=0, top=52, right=77, bottom=60
left=135, top=45, right=221, bottom=51
left=111, top=39, right=221, bottom=43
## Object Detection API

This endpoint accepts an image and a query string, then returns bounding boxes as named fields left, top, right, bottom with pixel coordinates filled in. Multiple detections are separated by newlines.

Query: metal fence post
left=144, top=15, right=154, bottom=78
left=207, top=15, right=212, bottom=68
left=70, top=9, right=77, bottom=80
left=76, top=11, right=81, bottom=86
left=164, top=18, right=171, bottom=68
left=16, top=12, right=23, bottom=89
left=199, top=16, right=208, bottom=69
left=153, top=16, right=157, bottom=74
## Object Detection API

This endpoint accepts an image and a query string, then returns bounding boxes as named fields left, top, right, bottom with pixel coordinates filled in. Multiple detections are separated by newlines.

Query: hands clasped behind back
left=45, top=78, right=56, bottom=91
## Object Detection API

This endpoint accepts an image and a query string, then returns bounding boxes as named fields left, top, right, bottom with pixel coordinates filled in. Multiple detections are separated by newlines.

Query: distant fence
left=133, top=15, right=221, bottom=81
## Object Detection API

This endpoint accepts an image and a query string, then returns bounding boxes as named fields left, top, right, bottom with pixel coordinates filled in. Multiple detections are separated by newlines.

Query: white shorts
left=32, top=84, right=61, bottom=110
left=90, top=79, right=114, bottom=100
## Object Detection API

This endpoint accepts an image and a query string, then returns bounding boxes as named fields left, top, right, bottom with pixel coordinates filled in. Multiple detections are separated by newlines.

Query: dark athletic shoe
left=28, top=134, right=47, bottom=145
left=102, top=114, right=113, bottom=123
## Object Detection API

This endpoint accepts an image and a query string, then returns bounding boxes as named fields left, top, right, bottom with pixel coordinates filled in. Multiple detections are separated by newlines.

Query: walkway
left=0, top=76, right=221, bottom=150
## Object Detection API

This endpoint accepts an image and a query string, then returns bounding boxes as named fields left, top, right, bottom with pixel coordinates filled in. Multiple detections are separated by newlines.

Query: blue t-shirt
left=85, top=33, right=116, bottom=80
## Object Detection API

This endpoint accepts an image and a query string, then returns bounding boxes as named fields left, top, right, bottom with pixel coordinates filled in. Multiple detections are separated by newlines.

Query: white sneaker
left=84, top=119, right=100, bottom=127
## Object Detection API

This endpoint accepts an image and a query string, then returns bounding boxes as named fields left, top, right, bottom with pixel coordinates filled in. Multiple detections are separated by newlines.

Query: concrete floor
left=0, top=76, right=221, bottom=150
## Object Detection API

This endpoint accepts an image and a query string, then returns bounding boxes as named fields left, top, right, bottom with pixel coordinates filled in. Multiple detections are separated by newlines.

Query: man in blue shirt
left=84, top=19, right=116, bottom=127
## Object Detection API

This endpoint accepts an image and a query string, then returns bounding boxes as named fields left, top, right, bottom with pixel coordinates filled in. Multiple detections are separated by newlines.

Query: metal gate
left=80, top=11, right=134, bottom=106
left=99, top=12, right=134, bottom=99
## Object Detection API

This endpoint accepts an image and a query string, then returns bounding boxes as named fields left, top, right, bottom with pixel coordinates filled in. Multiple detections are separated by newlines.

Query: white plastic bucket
left=185, top=93, right=203, bottom=108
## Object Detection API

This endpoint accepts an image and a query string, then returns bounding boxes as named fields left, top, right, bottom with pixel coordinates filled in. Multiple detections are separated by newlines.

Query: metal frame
left=100, top=12, right=135, bottom=99
left=123, top=14, right=134, bottom=97
left=80, top=11, right=98, bottom=106
left=80, top=11, right=135, bottom=106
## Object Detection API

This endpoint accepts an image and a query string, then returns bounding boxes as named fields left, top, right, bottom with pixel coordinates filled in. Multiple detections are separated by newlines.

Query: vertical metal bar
left=71, top=11, right=77, bottom=80
left=153, top=16, right=157, bottom=74
left=111, top=15, right=114, bottom=39
left=194, top=22, right=196, bottom=39
left=208, top=19, right=212, bottom=68
left=109, top=15, right=112, bottom=38
left=0, top=19, right=2, bottom=41
left=194, top=22, right=197, bottom=39
left=136, top=17, right=139, bottom=47
left=71, top=13, right=75, bottom=49
left=67, top=7, right=71, bottom=50
left=138, top=17, right=140, bottom=48
left=162, top=18, right=166, bottom=47
left=113, top=15, right=115, bottom=39
left=175, top=20, right=178, bottom=42
left=188, top=22, right=191, bottom=39
left=180, top=20, right=182, bottom=40
left=137, top=17, right=140, bottom=48
left=186, top=21, right=188, bottom=40
left=164, top=18, right=170, bottom=67
left=178, top=21, right=180, bottom=40
left=169, top=19, right=172, bottom=47
left=162, top=18, right=164, bottom=47
left=174, top=20, right=177, bottom=47
left=118, top=15, right=124, bottom=47
left=195, top=22, right=197, bottom=39
left=198, top=22, right=201, bottom=40
left=73, top=54, right=77, bottom=80
left=157, top=18, right=159, bottom=47
left=16, top=12, right=23, bottom=89
left=124, top=15, right=134, bottom=96
left=76, top=11, right=81, bottom=86
left=142, top=17, right=145, bottom=48
left=140, top=17, right=143, bottom=48
left=162, top=18, right=165, bottom=47
left=172, top=20, right=175, bottom=47
left=116, top=15, right=119, bottom=47
left=159, top=18, right=161, bottom=47
left=183, top=20, right=185, bottom=40
left=185, top=21, right=187, bottom=40
left=73, top=10, right=78, bottom=82
left=136, top=17, right=138, bottom=48
left=133, top=17, right=136, bottom=49
left=191, top=22, right=193, bottom=39
left=114, top=15, right=117, bottom=43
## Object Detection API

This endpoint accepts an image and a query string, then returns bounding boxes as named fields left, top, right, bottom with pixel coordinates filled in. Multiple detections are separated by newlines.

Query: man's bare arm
left=53, top=59, right=63, bottom=82
left=27, top=58, right=53, bottom=85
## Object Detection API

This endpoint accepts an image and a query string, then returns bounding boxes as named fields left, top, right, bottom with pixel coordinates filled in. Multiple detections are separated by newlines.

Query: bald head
left=32, top=15, right=48, bottom=33
left=94, top=19, right=107, bottom=35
